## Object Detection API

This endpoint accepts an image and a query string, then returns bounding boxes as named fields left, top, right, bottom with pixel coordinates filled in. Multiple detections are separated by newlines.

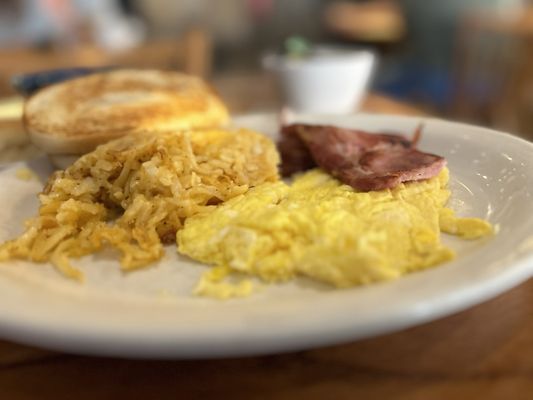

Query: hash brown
left=0, top=127, right=279, bottom=279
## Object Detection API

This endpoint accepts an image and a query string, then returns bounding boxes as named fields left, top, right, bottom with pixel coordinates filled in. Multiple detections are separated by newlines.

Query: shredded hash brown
left=0, top=128, right=279, bottom=279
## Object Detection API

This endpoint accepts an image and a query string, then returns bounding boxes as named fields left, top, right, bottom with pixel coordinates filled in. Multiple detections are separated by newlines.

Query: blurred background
left=0, top=0, right=532, bottom=140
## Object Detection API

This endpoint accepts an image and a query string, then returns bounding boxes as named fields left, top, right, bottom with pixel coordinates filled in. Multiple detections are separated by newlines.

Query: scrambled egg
left=178, top=168, right=493, bottom=299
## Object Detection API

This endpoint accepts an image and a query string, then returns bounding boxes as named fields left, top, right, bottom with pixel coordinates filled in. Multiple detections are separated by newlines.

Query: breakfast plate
left=0, top=113, right=531, bottom=358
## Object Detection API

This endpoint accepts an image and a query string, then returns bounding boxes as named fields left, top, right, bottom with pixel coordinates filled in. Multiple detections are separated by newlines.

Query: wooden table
left=1, top=91, right=532, bottom=400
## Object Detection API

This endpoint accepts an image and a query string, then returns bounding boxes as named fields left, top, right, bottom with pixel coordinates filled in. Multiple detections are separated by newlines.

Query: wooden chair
left=452, top=7, right=533, bottom=140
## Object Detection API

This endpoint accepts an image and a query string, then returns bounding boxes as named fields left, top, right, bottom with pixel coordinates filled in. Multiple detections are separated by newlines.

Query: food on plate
left=0, top=111, right=495, bottom=300
left=178, top=167, right=493, bottom=299
left=0, top=128, right=279, bottom=279
left=278, top=123, right=446, bottom=191
left=24, top=69, right=229, bottom=167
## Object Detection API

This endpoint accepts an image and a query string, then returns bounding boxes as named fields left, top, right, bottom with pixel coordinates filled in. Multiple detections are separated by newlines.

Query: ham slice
left=279, top=123, right=446, bottom=191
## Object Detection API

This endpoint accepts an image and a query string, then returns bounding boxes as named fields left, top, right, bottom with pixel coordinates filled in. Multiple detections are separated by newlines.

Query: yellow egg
left=177, top=168, right=493, bottom=299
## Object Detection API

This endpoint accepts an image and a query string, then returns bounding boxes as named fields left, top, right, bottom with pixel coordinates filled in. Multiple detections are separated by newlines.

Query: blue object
left=374, top=62, right=453, bottom=110
left=11, top=66, right=116, bottom=96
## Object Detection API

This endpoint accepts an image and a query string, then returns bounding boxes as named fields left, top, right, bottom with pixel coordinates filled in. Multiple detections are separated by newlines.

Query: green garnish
left=284, top=36, right=312, bottom=58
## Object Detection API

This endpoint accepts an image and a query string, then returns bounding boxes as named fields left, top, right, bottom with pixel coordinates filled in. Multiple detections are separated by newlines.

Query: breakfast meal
left=0, top=69, right=495, bottom=299
left=23, top=69, right=229, bottom=168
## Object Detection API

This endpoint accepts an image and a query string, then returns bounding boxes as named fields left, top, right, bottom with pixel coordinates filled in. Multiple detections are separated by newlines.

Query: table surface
left=1, top=89, right=532, bottom=400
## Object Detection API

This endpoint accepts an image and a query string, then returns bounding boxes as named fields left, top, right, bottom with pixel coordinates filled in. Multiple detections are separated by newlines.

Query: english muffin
left=24, top=69, right=229, bottom=157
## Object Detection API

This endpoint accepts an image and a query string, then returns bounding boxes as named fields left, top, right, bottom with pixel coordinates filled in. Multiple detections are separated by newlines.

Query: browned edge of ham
left=278, top=123, right=446, bottom=191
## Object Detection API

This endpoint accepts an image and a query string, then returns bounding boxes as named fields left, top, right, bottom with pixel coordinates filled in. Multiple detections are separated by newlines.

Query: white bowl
left=263, top=46, right=376, bottom=114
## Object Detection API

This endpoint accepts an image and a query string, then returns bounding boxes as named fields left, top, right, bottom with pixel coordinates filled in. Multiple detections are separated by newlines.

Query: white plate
left=0, top=113, right=532, bottom=359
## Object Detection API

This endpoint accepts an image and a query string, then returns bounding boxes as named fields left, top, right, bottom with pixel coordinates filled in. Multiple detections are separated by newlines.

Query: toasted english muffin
left=24, top=69, right=230, bottom=156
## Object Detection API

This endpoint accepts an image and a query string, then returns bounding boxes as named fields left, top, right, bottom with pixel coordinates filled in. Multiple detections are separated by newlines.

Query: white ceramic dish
left=0, top=113, right=531, bottom=359
left=263, top=46, right=376, bottom=113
